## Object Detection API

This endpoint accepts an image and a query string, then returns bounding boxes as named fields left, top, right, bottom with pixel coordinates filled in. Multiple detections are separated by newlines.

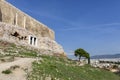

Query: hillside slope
left=0, top=40, right=119, bottom=80
left=28, top=56, right=120, bottom=80
left=91, top=54, right=120, bottom=59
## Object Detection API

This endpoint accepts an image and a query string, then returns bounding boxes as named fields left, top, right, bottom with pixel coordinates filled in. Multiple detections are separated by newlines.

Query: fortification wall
left=0, top=0, right=65, bottom=56
left=0, top=0, right=54, bottom=40
left=0, top=22, right=64, bottom=55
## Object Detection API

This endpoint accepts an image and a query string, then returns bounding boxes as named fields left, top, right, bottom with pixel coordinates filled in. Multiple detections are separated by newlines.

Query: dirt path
left=0, top=58, right=35, bottom=80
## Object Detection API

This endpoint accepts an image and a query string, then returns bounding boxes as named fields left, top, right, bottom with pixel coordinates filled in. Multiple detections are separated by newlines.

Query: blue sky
left=7, top=0, right=120, bottom=56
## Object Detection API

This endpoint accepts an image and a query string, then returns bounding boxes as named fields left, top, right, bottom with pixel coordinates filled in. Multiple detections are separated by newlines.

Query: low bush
left=2, top=69, right=12, bottom=74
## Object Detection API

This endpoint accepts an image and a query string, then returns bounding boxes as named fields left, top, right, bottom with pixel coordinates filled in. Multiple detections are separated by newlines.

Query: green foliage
left=28, top=56, right=120, bottom=80
left=10, top=43, right=16, bottom=48
left=74, top=48, right=90, bottom=63
left=0, top=40, right=39, bottom=58
left=19, top=50, right=38, bottom=57
left=2, top=69, right=12, bottom=74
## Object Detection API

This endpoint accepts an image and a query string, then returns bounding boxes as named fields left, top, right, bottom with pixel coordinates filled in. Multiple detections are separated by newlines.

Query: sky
left=7, top=0, right=120, bottom=56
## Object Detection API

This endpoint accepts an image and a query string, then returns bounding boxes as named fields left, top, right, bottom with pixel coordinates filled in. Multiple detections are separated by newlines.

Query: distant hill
left=68, top=54, right=120, bottom=59
left=91, top=54, right=120, bottom=59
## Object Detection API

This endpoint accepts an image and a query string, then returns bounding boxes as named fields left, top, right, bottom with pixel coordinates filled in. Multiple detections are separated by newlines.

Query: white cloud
left=58, top=22, right=120, bottom=31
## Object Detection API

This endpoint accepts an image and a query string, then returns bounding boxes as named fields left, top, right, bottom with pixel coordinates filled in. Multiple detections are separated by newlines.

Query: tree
left=74, top=48, right=90, bottom=64
left=74, top=48, right=86, bottom=61
left=84, top=52, right=90, bottom=64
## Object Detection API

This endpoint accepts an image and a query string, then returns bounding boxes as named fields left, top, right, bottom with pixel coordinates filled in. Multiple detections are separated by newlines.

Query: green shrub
left=19, top=50, right=38, bottom=57
left=2, top=69, right=12, bottom=74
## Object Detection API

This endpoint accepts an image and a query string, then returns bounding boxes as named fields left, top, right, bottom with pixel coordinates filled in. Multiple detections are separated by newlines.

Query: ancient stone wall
left=0, top=22, right=64, bottom=55
left=0, top=0, right=65, bottom=56
left=0, top=0, right=54, bottom=40
left=0, top=8, right=2, bottom=21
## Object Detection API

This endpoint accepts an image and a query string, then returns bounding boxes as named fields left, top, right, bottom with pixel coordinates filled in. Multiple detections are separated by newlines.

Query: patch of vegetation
left=2, top=69, right=12, bottom=74
left=18, top=50, right=38, bottom=57
left=0, top=40, right=39, bottom=58
left=115, top=71, right=120, bottom=76
left=28, top=56, right=120, bottom=80
left=10, top=43, right=16, bottom=48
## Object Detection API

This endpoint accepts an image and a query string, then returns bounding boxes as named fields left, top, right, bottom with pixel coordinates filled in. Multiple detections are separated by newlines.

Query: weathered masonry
left=0, top=0, right=54, bottom=40
left=0, top=0, right=65, bottom=56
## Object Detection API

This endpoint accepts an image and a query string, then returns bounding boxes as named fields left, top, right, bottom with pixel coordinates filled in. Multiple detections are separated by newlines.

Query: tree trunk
left=78, top=56, right=81, bottom=62
left=88, top=57, right=90, bottom=64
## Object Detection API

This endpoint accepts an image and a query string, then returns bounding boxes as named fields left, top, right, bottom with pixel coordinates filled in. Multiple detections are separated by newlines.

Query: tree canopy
left=74, top=48, right=90, bottom=64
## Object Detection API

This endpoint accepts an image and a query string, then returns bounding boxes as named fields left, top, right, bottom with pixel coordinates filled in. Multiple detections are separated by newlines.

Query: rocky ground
left=0, top=57, right=35, bottom=80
